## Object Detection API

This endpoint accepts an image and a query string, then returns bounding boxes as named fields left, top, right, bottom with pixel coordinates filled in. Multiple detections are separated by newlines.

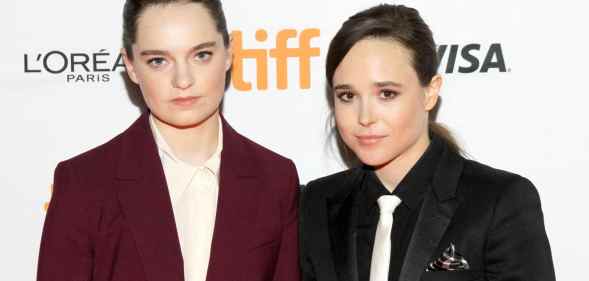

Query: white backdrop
left=2, top=0, right=587, bottom=280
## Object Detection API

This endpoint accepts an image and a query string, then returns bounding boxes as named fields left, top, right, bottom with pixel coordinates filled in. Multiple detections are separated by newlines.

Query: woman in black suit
left=300, top=4, right=555, bottom=281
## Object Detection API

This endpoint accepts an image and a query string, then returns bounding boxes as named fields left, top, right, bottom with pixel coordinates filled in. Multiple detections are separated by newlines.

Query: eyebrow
left=374, top=81, right=403, bottom=88
left=333, top=84, right=352, bottom=91
left=139, top=41, right=218, bottom=56
left=332, top=81, right=402, bottom=91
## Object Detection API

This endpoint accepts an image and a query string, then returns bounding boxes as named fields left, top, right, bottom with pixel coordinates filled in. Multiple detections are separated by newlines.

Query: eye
left=379, top=89, right=399, bottom=100
left=336, top=91, right=355, bottom=103
left=195, top=51, right=213, bottom=62
left=147, top=57, right=167, bottom=68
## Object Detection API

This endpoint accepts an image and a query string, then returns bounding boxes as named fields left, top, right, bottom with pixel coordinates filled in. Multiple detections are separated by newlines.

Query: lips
left=355, top=134, right=387, bottom=145
left=171, top=96, right=200, bottom=106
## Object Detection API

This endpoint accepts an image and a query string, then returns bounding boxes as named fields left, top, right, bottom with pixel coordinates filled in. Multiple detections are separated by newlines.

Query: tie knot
left=377, top=195, right=401, bottom=214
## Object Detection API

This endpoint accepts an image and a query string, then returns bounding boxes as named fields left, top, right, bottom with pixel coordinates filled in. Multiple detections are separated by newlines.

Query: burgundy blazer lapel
left=115, top=113, right=184, bottom=281
left=205, top=115, right=263, bottom=281
left=113, top=113, right=264, bottom=281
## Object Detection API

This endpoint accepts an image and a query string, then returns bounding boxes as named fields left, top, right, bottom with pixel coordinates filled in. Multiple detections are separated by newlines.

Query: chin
left=178, top=116, right=212, bottom=128
left=158, top=111, right=217, bottom=129
left=353, top=148, right=397, bottom=167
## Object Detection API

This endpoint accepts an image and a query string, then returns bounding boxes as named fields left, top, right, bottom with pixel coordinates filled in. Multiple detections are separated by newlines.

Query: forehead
left=135, top=2, right=221, bottom=49
left=334, top=38, right=417, bottom=83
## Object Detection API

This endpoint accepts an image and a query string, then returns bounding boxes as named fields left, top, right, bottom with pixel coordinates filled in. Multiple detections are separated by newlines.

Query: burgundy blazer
left=37, top=113, right=300, bottom=281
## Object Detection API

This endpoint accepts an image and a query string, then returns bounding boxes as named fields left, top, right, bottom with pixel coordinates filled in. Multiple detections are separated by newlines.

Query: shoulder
left=49, top=136, right=125, bottom=217
left=238, top=132, right=296, bottom=173
left=459, top=158, right=540, bottom=205
left=58, top=130, right=125, bottom=177
left=303, top=168, right=362, bottom=201
left=460, top=161, right=549, bottom=265
left=52, top=128, right=129, bottom=202
left=228, top=129, right=300, bottom=201
left=229, top=131, right=300, bottom=211
left=307, top=167, right=360, bottom=187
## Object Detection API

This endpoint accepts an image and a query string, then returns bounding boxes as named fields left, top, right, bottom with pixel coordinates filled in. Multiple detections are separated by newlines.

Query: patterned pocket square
left=426, top=243, right=470, bottom=272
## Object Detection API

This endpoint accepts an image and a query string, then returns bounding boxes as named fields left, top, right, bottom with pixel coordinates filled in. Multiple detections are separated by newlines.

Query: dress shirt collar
left=149, top=113, right=223, bottom=175
left=361, top=134, right=444, bottom=211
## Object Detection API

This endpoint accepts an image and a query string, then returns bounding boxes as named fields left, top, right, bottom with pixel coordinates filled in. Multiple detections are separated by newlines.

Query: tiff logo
left=231, top=28, right=320, bottom=91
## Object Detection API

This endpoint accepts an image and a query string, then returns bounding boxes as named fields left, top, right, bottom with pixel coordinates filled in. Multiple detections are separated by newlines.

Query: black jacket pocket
left=420, top=270, right=483, bottom=281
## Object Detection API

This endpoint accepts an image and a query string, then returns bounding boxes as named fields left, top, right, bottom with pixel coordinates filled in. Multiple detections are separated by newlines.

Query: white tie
left=369, top=195, right=402, bottom=281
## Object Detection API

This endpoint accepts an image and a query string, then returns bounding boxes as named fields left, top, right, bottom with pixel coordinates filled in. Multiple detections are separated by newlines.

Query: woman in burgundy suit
left=37, top=1, right=300, bottom=281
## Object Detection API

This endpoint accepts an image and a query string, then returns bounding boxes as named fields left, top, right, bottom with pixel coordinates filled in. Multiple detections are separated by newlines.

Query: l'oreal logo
left=24, top=49, right=125, bottom=83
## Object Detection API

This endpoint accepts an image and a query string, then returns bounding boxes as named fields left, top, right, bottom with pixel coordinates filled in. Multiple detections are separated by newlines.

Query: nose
left=172, top=63, right=195, bottom=90
left=358, top=100, right=376, bottom=127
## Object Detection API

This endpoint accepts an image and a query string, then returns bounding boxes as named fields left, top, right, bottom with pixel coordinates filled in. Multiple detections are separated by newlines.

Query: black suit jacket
left=300, top=142, right=555, bottom=281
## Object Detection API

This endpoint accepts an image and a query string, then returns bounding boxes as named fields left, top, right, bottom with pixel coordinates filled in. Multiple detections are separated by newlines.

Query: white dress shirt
left=149, top=114, right=222, bottom=281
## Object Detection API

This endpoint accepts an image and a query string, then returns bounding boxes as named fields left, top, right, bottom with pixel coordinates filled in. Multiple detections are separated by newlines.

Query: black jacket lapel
left=399, top=145, right=464, bottom=281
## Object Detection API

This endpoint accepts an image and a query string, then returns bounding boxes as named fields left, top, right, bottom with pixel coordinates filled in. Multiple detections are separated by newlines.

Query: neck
left=374, top=131, right=430, bottom=193
left=153, top=111, right=220, bottom=166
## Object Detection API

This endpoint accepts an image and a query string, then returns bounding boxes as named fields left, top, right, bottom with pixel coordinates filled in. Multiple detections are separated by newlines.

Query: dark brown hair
left=122, top=0, right=231, bottom=89
left=325, top=4, right=461, bottom=166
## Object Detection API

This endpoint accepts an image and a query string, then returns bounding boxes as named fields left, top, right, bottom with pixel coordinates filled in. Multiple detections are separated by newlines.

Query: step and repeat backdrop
left=2, top=0, right=587, bottom=279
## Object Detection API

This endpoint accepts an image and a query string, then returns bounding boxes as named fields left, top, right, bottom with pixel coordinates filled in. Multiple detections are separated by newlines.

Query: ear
left=121, top=48, right=140, bottom=84
left=424, top=74, right=442, bottom=111
left=224, top=36, right=234, bottom=72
